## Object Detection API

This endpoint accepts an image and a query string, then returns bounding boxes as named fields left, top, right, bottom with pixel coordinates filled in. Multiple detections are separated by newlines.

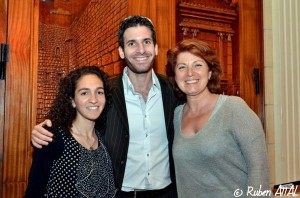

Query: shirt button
left=147, top=154, right=149, bottom=157
left=121, top=161, right=125, bottom=165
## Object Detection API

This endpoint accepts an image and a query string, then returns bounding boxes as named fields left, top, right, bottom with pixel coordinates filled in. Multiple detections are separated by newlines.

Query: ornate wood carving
left=178, top=0, right=239, bottom=95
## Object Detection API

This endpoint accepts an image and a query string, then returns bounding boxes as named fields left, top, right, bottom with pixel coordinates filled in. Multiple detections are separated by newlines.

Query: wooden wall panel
left=128, top=0, right=150, bottom=16
left=0, top=81, right=4, bottom=197
left=0, top=0, right=6, bottom=42
left=154, top=0, right=176, bottom=74
left=2, top=0, right=37, bottom=197
left=0, top=0, right=7, bottom=195
left=238, top=0, right=264, bottom=118
left=3, top=183, right=27, bottom=198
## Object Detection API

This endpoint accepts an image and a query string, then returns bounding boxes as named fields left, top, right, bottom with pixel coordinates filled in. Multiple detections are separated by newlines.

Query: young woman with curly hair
left=24, top=66, right=116, bottom=198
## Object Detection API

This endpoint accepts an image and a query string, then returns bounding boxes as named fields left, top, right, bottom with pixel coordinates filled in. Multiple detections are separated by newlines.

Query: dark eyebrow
left=126, top=38, right=153, bottom=44
left=77, top=87, right=104, bottom=92
left=126, top=39, right=136, bottom=44
left=144, top=38, right=153, bottom=42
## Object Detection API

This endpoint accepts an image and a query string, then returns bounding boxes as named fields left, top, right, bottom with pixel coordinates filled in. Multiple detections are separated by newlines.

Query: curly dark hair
left=166, top=38, right=222, bottom=99
left=118, top=15, right=157, bottom=49
left=46, top=66, right=111, bottom=137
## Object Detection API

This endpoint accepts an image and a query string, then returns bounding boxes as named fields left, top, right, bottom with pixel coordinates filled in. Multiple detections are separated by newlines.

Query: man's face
left=118, top=26, right=158, bottom=74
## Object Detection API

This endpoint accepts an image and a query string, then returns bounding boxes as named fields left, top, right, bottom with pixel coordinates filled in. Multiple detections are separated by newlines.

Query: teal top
left=173, top=95, right=271, bottom=198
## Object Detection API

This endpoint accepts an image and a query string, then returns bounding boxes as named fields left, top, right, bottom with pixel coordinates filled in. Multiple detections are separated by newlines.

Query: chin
left=88, top=113, right=102, bottom=120
left=186, top=92, right=201, bottom=96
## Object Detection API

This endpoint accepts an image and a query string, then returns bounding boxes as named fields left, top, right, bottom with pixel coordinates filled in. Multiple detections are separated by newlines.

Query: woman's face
left=71, top=74, right=106, bottom=122
left=174, top=51, right=212, bottom=97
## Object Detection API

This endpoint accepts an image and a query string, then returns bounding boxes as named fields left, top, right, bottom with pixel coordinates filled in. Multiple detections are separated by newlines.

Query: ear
left=154, top=44, right=158, bottom=56
left=71, top=99, right=76, bottom=108
left=208, top=71, right=212, bottom=80
left=118, top=46, right=125, bottom=59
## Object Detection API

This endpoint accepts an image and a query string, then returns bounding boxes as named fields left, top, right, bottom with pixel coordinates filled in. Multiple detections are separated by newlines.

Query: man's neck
left=127, top=69, right=153, bottom=101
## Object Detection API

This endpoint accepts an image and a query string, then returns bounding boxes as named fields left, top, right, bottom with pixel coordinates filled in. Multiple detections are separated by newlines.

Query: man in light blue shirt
left=122, top=67, right=170, bottom=192
left=108, top=16, right=178, bottom=197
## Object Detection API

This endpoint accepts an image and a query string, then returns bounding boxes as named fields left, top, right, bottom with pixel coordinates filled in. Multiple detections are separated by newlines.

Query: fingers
left=31, top=138, right=46, bottom=149
left=43, top=119, right=52, bottom=128
left=31, top=120, right=54, bottom=149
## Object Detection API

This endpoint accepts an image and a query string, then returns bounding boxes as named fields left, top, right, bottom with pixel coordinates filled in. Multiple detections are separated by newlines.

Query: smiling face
left=71, top=74, right=106, bottom=122
left=118, top=26, right=158, bottom=74
left=174, top=52, right=212, bottom=97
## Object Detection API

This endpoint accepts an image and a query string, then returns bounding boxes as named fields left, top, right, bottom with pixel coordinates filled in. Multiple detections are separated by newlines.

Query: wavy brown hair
left=46, top=66, right=111, bottom=137
left=166, top=38, right=222, bottom=99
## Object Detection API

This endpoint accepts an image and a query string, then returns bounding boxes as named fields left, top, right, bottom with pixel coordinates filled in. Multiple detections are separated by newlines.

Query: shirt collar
left=122, top=67, right=161, bottom=95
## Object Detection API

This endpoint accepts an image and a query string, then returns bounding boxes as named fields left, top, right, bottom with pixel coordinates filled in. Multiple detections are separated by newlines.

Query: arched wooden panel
left=177, top=0, right=239, bottom=95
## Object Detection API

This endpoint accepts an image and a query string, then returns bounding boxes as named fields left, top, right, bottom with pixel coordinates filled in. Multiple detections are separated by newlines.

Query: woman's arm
left=231, top=97, right=270, bottom=192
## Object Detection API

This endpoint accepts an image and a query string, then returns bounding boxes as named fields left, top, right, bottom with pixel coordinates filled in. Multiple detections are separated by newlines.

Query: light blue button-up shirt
left=121, top=67, right=171, bottom=191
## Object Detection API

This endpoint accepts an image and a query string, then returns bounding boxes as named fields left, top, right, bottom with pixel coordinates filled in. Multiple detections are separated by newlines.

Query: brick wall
left=37, top=0, right=128, bottom=123
left=37, top=23, right=70, bottom=122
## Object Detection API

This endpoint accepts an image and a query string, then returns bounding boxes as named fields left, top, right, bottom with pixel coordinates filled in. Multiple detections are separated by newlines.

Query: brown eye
left=97, top=90, right=104, bottom=95
left=144, top=40, right=152, bottom=45
left=127, top=42, right=136, bottom=47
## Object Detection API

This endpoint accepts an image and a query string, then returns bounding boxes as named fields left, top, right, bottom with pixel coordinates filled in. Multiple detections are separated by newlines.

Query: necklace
left=72, top=124, right=98, bottom=150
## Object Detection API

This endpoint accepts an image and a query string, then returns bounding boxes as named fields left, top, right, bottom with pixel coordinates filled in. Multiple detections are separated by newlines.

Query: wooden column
left=2, top=0, right=39, bottom=197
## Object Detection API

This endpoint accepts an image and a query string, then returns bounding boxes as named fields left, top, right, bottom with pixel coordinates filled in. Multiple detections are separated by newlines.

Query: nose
left=187, top=66, right=193, bottom=76
left=89, top=93, right=97, bottom=103
left=137, top=43, right=145, bottom=54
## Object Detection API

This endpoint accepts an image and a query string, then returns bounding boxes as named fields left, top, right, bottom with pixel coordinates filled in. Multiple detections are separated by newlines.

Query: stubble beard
left=124, top=54, right=156, bottom=74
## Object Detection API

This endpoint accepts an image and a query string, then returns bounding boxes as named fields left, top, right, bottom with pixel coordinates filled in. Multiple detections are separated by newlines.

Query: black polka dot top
left=45, top=129, right=115, bottom=197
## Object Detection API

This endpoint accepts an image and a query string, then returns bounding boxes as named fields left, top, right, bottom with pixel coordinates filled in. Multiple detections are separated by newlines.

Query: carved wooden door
left=176, top=0, right=264, bottom=122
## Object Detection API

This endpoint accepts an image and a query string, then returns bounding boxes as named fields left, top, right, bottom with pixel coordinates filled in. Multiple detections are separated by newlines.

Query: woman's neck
left=72, top=119, right=96, bottom=138
left=185, top=92, right=219, bottom=115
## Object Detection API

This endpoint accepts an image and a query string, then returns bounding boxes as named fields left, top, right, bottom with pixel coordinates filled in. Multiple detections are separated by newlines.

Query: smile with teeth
left=87, top=106, right=98, bottom=110
left=185, top=79, right=199, bottom=84
left=135, top=56, right=148, bottom=61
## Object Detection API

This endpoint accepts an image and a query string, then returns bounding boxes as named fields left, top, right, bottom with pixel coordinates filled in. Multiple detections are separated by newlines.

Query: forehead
left=177, top=51, right=204, bottom=61
left=123, top=26, right=152, bottom=42
left=76, top=74, right=103, bottom=88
